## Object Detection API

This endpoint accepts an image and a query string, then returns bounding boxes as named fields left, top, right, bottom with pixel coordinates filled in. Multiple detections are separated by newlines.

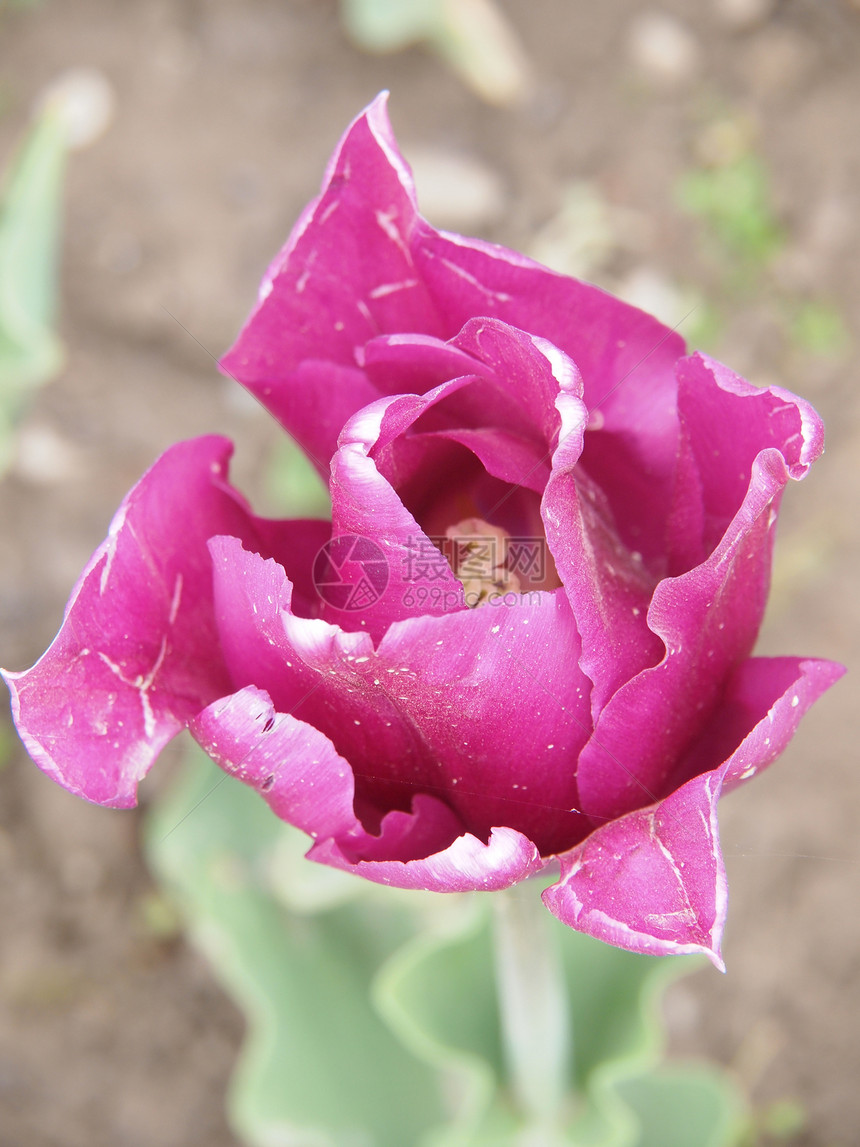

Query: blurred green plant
left=147, top=747, right=750, bottom=1147
left=0, top=104, right=68, bottom=473
left=0, top=718, right=16, bottom=771
left=755, top=1097, right=806, bottom=1142
left=677, top=154, right=784, bottom=274
left=263, top=432, right=331, bottom=519
left=677, top=118, right=851, bottom=367
left=339, top=0, right=531, bottom=106
left=788, top=299, right=850, bottom=359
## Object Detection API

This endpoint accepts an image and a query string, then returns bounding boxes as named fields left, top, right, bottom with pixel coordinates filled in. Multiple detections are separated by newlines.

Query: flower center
left=444, top=516, right=522, bottom=607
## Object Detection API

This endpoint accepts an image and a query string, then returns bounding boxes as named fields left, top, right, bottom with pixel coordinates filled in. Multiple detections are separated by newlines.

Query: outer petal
left=1, top=437, right=309, bottom=806
left=676, top=655, right=846, bottom=793
left=207, top=535, right=428, bottom=807
left=544, top=655, right=843, bottom=967
left=190, top=684, right=543, bottom=892
left=220, top=93, right=444, bottom=465
left=224, top=94, right=686, bottom=510
left=208, top=537, right=594, bottom=854
left=662, top=352, right=825, bottom=579
left=544, top=772, right=729, bottom=968
left=576, top=362, right=828, bottom=822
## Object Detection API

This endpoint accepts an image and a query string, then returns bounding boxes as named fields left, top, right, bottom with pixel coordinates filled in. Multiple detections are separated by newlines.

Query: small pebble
left=407, top=147, right=506, bottom=231
left=13, top=424, right=84, bottom=485
left=616, top=266, right=694, bottom=330
left=627, top=11, right=701, bottom=88
left=713, top=0, right=776, bottom=31
left=34, top=68, right=115, bottom=150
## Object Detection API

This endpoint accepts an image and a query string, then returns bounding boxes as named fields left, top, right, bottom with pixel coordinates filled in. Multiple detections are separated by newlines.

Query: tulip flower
left=4, top=95, right=843, bottom=970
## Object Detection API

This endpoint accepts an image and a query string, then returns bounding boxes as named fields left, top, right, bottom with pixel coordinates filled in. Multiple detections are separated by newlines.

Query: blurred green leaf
left=340, top=0, right=441, bottom=51
left=618, top=1067, right=747, bottom=1147
left=789, top=299, right=850, bottom=359
left=0, top=104, right=68, bottom=473
left=264, top=433, right=331, bottom=518
left=340, top=0, right=530, bottom=106
left=145, top=747, right=444, bottom=1147
left=0, top=718, right=16, bottom=771
left=0, top=106, right=66, bottom=391
left=677, top=155, right=783, bottom=270
left=376, top=890, right=748, bottom=1146
left=757, top=1097, right=806, bottom=1139
left=147, top=749, right=748, bottom=1147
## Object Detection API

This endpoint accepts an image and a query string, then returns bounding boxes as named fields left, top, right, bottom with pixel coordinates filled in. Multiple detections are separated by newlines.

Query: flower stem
left=492, top=883, right=572, bottom=1139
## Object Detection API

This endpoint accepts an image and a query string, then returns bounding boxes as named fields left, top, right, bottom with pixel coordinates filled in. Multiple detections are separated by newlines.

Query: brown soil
left=1, top=2, right=857, bottom=1145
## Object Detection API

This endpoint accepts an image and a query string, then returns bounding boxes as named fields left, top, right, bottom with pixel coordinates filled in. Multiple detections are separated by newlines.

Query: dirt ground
left=0, top=1, right=858, bottom=1145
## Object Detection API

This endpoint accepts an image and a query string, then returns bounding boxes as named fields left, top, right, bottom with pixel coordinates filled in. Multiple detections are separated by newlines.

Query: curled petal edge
left=543, top=656, right=844, bottom=969
left=190, top=684, right=544, bottom=895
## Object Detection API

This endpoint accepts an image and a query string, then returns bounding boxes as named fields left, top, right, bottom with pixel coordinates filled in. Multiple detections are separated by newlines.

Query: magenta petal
left=329, top=388, right=468, bottom=637
left=209, top=535, right=592, bottom=854
left=664, top=351, right=825, bottom=578
left=411, top=224, right=684, bottom=420
left=2, top=437, right=276, bottom=806
left=678, top=655, right=846, bottom=792
left=543, top=773, right=729, bottom=968
left=190, top=684, right=360, bottom=841
left=418, top=427, right=549, bottom=492
left=310, top=824, right=543, bottom=892
left=545, top=654, right=844, bottom=967
left=220, top=94, right=444, bottom=463
left=190, top=684, right=542, bottom=892
left=207, top=536, right=426, bottom=791
left=577, top=370, right=826, bottom=821
left=362, top=332, right=488, bottom=396
left=374, top=589, right=594, bottom=853
left=449, top=317, right=585, bottom=444
left=544, top=458, right=664, bottom=716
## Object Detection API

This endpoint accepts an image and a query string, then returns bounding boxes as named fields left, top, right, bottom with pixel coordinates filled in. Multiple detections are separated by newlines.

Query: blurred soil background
left=0, top=1, right=857, bottom=1144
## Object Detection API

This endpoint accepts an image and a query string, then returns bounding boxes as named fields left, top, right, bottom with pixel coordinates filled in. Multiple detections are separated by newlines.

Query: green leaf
left=339, top=0, right=530, bottom=107
left=618, top=1066, right=747, bottom=1147
left=373, top=901, right=506, bottom=1147
left=147, top=750, right=747, bottom=1147
left=0, top=106, right=67, bottom=394
left=374, top=892, right=748, bottom=1147
left=340, top=0, right=442, bottom=51
left=145, top=747, right=444, bottom=1147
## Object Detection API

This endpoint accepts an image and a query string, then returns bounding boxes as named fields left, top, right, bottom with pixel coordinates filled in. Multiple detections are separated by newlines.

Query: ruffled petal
left=676, top=352, right=824, bottom=555
left=543, top=771, right=728, bottom=968
left=544, top=654, right=844, bottom=967
left=190, top=684, right=543, bottom=892
left=311, top=824, right=543, bottom=892
left=208, top=536, right=426, bottom=801
left=677, top=655, right=846, bottom=792
left=208, top=537, right=593, bottom=854
left=2, top=437, right=299, bottom=806
left=576, top=361, right=828, bottom=822
left=412, top=225, right=686, bottom=554
left=220, top=93, right=444, bottom=464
